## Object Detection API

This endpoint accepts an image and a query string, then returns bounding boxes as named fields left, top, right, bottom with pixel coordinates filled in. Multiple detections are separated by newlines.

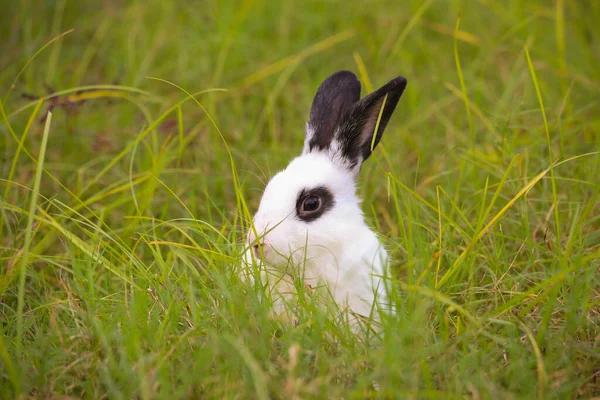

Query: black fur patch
left=307, top=71, right=361, bottom=152
left=337, top=76, right=407, bottom=167
left=295, top=186, right=335, bottom=222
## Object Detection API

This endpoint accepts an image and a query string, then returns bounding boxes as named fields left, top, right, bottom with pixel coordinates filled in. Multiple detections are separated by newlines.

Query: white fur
left=243, top=151, right=391, bottom=326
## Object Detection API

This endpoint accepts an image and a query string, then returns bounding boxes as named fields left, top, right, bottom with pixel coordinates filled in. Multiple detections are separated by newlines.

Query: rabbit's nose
left=252, top=243, right=261, bottom=258
left=247, top=230, right=264, bottom=258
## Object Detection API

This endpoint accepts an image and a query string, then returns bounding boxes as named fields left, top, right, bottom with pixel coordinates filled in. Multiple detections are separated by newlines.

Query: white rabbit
left=243, top=70, right=407, bottom=328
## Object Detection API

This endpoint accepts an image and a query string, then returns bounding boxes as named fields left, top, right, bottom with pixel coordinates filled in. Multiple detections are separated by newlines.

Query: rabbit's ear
left=303, top=70, right=361, bottom=155
left=335, top=76, right=407, bottom=171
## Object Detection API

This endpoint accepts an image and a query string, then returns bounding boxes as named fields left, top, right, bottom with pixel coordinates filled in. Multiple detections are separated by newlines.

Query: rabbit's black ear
left=336, top=76, right=407, bottom=170
left=303, top=70, right=361, bottom=154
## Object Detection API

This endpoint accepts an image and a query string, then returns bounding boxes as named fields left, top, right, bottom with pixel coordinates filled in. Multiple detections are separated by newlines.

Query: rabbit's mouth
left=245, top=242, right=303, bottom=269
left=264, top=244, right=331, bottom=271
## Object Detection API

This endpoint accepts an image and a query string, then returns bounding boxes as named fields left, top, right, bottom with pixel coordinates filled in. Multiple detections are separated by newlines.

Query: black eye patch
left=295, top=186, right=335, bottom=222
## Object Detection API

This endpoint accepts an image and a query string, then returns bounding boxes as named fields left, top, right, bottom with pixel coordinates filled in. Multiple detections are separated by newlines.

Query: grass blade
left=437, top=164, right=553, bottom=288
left=16, top=111, right=52, bottom=354
left=524, top=45, right=561, bottom=251
left=454, top=13, right=474, bottom=143
left=3, top=29, right=74, bottom=102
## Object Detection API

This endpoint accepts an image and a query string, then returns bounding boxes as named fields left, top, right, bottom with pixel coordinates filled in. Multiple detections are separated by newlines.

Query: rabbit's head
left=247, top=71, right=407, bottom=269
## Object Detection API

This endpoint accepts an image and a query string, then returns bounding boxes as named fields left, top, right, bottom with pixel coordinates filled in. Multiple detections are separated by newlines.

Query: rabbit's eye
left=303, top=196, right=321, bottom=212
left=296, top=186, right=335, bottom=222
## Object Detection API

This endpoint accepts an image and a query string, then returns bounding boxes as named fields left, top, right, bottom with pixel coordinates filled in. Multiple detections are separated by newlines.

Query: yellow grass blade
left=371, top=94, right=388, bottom=152
left=425, top=21, right=481, bottom=45
left=236, top=30, right=355, bottom=89
left=353, top=52, right=374, bottom=92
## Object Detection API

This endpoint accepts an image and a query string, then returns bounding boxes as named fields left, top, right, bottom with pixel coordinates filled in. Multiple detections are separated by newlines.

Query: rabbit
left=243, top=70, right=407, bottom=329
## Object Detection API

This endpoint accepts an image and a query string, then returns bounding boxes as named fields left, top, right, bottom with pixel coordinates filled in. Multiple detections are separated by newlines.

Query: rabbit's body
left=244, top=71, right=407, bottom=326
left=246, top=152, right=389, bottom=319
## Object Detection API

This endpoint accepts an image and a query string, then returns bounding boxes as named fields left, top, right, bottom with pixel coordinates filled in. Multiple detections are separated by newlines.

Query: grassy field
left=1, top=0, right=599, bottom=398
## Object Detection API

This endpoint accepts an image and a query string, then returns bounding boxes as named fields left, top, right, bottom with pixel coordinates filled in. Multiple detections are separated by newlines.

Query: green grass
left=1, top=0, right=599, bottom=398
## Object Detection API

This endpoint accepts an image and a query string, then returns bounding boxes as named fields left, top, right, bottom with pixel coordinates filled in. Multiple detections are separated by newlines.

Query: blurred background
left=2, top=1, right=597, bottom=215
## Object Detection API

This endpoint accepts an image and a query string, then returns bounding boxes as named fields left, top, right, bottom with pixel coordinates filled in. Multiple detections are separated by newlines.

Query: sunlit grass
left=1, top=0, right=599, bottom=398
